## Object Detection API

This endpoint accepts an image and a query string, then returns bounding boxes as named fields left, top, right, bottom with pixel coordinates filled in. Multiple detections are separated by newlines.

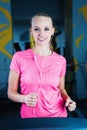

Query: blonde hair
left=30, top=33, right=35, bottom=48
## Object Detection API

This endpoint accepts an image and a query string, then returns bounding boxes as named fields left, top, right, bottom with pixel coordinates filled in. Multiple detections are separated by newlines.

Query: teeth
left=39, top=39, right=44, bottom=41
left=38, top=38, right=46, bottom=41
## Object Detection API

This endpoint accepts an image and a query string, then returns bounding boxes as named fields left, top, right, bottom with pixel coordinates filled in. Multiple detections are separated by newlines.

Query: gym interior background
left=0, top=0, right=87, bottom=119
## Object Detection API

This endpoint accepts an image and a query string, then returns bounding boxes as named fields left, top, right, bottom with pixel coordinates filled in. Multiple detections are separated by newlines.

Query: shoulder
left=12, top=49, right=33, bottom=59
left=53, top=51, right=66, bottom=62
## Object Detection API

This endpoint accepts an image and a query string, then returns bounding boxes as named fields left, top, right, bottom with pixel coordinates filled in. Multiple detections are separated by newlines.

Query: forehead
left=31, top=16, right=53, bottom=27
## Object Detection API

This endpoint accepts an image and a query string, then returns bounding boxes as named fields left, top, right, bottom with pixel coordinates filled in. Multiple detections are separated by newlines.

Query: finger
left=68, top=102, right=76, bottom=107
left=68, top=106, right=76, bottom=111
left=27, top=96, right=38, bottom=106
left=30, top=97, right=38, bottom=102
left=31, top=96, right=38, bottom=100
left=68, top=103, right=76, bottom=111
left=26, top=100, right=36, bottom=106
left=65, top=100, right=69, bottom=107
left=30, top=93, right=39, bottom=98
left=27, top=103, right=36, bottom=107
left=27, top=96, right=37, bottom=102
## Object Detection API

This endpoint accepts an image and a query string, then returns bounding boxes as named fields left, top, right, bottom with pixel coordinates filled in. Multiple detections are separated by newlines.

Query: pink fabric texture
left=10, top=49, right=67, bottom=118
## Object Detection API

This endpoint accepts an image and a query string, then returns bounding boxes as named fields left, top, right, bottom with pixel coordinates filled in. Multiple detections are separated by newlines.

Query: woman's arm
left=8, top=70, right=38, bottom=106
left=59, top=76, right=69, bottom=101
left=7, top=70, right=25, bottom=103
left=59, top=76, right=76, bottom=111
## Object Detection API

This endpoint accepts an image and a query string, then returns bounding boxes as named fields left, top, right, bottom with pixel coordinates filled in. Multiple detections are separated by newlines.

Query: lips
left=37, top=37, right=47, bottom=41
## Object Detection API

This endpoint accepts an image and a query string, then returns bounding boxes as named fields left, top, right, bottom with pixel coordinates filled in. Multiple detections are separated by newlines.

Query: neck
left=32, top=46, right=52, bottom=56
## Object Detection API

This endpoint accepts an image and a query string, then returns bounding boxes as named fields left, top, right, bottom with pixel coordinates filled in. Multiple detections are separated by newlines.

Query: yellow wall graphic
left=78, top=5, right=87, bottom=22
left=75, top=34, right=85, bottom=48
left=0, top=4, right=12, bottom=59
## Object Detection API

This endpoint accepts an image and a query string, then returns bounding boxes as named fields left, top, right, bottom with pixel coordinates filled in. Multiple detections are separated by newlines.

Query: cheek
left=32, top=34, right=37, bottom=40
left=48, top=32, right=53, bottom=37
left=48, top=34, right=52, bottom=40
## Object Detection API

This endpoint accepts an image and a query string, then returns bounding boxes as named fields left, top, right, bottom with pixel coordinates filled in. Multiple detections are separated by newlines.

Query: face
left=30, top=16, right=54, bottom=46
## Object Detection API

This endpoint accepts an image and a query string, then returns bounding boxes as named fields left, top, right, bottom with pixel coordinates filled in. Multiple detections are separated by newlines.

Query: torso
left=10, top=49, right=67, bottom=118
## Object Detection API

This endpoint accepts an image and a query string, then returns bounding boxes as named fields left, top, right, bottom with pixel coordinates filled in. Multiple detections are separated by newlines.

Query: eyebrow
left=33, top=26, right=51, bottom=28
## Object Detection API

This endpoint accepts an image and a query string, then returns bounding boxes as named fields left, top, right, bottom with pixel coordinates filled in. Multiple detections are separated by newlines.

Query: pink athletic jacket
left=10, top=49, right=67, bottom=118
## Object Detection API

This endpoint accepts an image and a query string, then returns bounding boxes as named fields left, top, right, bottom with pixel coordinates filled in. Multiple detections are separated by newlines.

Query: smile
left=37, top=38, right=47, bottom=41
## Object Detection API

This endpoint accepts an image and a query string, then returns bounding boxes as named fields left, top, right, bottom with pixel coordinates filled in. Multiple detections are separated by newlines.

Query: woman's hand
left=65, top=98, right=76, bottom=111
left=23, top=92, right=38, bottom=107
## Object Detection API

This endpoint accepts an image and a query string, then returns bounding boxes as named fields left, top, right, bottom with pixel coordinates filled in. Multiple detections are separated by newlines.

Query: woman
left=8, top=13, right=76, bottom=118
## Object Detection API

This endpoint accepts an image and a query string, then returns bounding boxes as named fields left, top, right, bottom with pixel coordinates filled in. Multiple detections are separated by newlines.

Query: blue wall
left=0, top=0, right=12, bottom=96
left=72, top=0, right=87, bottom=99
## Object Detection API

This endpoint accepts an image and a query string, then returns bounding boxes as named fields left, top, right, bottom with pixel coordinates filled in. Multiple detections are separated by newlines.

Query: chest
left=20, top=56, right=63, bottom=86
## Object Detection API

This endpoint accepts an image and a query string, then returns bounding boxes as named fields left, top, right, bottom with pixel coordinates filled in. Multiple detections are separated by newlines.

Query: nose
left=38, top=29, right=44, bottom=36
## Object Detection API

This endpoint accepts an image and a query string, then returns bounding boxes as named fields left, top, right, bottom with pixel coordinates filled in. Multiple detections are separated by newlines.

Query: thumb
left=65, top=98, right=70, bottom=107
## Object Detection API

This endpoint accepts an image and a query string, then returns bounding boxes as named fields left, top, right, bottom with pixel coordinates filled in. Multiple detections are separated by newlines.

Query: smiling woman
left=30, top=13, right=55, bottom=54
left=7, top=12, right=76, bottom=118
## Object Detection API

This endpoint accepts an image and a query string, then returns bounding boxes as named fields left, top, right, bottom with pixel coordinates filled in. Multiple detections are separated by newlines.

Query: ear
left=52, top=27, right=55, bottom=35
left=30, top=28, right=32, bottom=34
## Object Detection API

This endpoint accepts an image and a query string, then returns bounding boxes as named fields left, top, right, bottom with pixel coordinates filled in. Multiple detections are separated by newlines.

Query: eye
left=45, top=27, right=50, bottom=31
left=34, top=28, right=39, bottom=31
